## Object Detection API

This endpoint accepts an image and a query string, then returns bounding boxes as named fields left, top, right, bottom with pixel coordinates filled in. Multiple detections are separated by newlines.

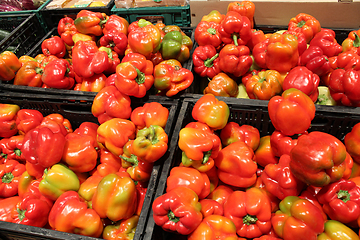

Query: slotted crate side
left=0, top=91, right=181, bottom=240
left=143, top=94, right=360, bottom=240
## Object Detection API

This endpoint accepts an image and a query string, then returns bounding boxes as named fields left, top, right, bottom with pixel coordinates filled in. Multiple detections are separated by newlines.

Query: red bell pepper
left=102, top=14, right=128, bottom=36
left=204, top=72, right=239, bottom=97
left=192, top=94, right=230, bottom=130
left=299, top=45, right=331, bottom=77
left=78, top=175, right=103, bottom=202
left=223, top=187, right=272, bottom=238
left=328, top=68, right=360, bottom=106
left=254, top=135, right=278, bottom=167
left=75, top=73, right=107, bottom=92
left=0, top=135, right=25, bottom=162
left=185, top=121, right=213, bottom=133
left=283, top=30, right=307, bottom=56
left=22, top=126, right=66, bottom=168
left=0, top=160, right=26, bottom=197
left=152, top=186, right=203, bottom=235
left=91, top=86, right=132, bottom=124
left=290, top=131, right=348, bottom=187
left=246, top=29, right=268, bottom=51
left=310, top=28, right=342, bottom=58
left=49, top=191, right=103, bottom=237
left=0, top=196, right=21, bottom=222
left=0, top=103, right=19, bottom=138
left=227, top=1, right=255, bottom=28
left=42, top=58, right=75, bottom=89
left=13, top=61, right=43, bottom=87
left=25, top=162, right=46, bottom=180
left=207, top=184, right=234, bottom=207
left=288, top=13, right=321, bottom=43
left=98, top=47, right=120, bottom=75
left=268, top=88, right=315, bottom=136
left=0, top=51, right=21, bottom=81
left=57, top=17, right=78, bottom=46
left=220, top=122, right=260, bottom=150
left=345, top=122, right=360, bottom=164
left=317, top=179, right=360, bottom=225
left=194, top=21, right=222, bottom=48
left=91, top=149, right=121, bottom=177
left=115, top=53, right=154, bottom=98
left=74, top=10, right=108, bottom=36
left=192, top=45, right=221, bottom=79
left=218, top=11, right=252, bottom=46
left=57, top=17, right=75, bottom=35
left=272, top=196, right=325, bottom=239
left=215, top=141, right=257, bottom=188
left=252, top=38, right=269, bottom=69
left=218, top=43, right=252, bottom=77
left=97, top=118, right=136, bottom=157
left=130, top=102, right=169, bottom=130
left=282, top=66, right=320, bottom=102
left=329, top=49, right=360, bottom=71
left=72, top=40, right=110, bottom=78
left=43, top=113, right=73, bottom=134
left=199, top=199, right=223, bottom=217
left=299, top=185, right=328, bottom=221
left=261, top=154, right=305, bottom=200
left=99, top=29, right=128, bottom=56
left=41, top=36, right=66, bottom=58
left=270, top=130, right=299, bottom=157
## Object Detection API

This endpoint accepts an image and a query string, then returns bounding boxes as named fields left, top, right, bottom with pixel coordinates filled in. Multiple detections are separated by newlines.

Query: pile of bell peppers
left=192, top=1, right=360, bottom=107
left=0, top=96, right=172, bottom=239
left=152, top=92, right=360, bottom=240
left=0, top=10, right=194, bottom=97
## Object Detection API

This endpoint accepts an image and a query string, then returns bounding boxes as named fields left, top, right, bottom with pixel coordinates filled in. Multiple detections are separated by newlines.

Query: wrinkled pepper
left=288, top=13, right=321, bottom=43
left=270, top=130, right=299, bottom=157
left=130, top=102, right=169, bottom=130
left=41, top=36, right=66, bottom=58
left=194, top=21, right=222, bottom=48
left=218, top=43, right=253, bottom=77
left=42, top=58, right=75, bottom=89
left=204, top=72, right=239, bottom=97
left=299, top=45, right=331, bottom=77
left=220, top=122, right=260, bottom=150
left=245, top=69, right=283, bottom=100
left=218, top=11, right=252, bottom=46
left=0, top=160, right=26, bottom=197
left=192, top=45, right=221, bottom=79
left=0, top=135, right=25, bottom=162
left=310, top=28, right=342, bottom=58
left=99, top=29, right=128, bottom=56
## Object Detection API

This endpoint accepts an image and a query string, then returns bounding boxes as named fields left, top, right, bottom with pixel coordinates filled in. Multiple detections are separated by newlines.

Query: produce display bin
left=111, top=4, right=191, bottom=27
left=143, top=94, right=360, bottom=240
left=0, top=90, right=181, bottom=240
left=0, top=13, right=46, bottom=56
left=40, top=0, right=115, bottom=31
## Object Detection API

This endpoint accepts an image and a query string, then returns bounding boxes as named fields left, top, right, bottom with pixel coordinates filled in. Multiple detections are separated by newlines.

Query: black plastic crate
left=0, top=13, right=46, bottom=56
left=40, top=0, right=115, bottom=31
left=0, top=91, right=181, bottom=240
left=143, top=93, right=360, bottom=240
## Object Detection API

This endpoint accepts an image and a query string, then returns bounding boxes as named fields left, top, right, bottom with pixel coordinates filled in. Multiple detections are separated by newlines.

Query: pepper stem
left=202, top=150, right=212, bottom=164
left=167, top=211, right=180, bottom=223
left=353, top=33, right=360, bottom=48
left=2, top=172, right=14, bottom=183
left=243, top=214, right=258, bottom=225
left=146, top=125, right=159, bottom=145
left=14, top=148, right=21, bottom=157
left=232, top=34, right=239, bottom=46
left=0, top=153, right=7, bottom=159
left=337, top=189, right=351, bottom=203
left=120, top=154, right=139, bottom=166
left=134, top=66, right=145, bottom=85
left=297, top=20, right=306, bottom=28
left=17, top=208, right=26, bottom=221
left=35, top=67, right=43, bottom=75
left=204, top=53, right=219, bottom=68
left=207, top=27, right=217, bottom=35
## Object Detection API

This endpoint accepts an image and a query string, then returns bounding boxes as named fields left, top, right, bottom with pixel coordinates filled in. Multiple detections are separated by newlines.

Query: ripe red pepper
left=247, top=29, right=268, bottom=51
left=270, top=130, right=299, bottom=157
left=194, top=21, right=222, bottom=48
left=130, top=102, right=169, bottom=130
left=192, top=45, right=221, bottom=79
left=152, top=186, right=203, bottom=235
left=345, top=122, right=360, bottom=164
left=254, top=135, right=278, bottom=168
left=0, top=135, right=25, bottom=162
left=288, top=13, right=321, bottom=43
left=310, top=28, right=342, bottom=58
left=91, top=149, right=121, bottom=177
left=0, top=103, right=19, bottom=138
left=102, top=14, right=128, bottom=36
left=218, top=11, right=252, bottom=46
left=0, top=160, right=26, bottom=197
left=0, top=196, right=21, bottom=222
left=218, top=43, right=252, bottom=77
left=268, top=88, right=315, bottom=136
left=99, top=46, right=120, bottom=75
left=43, top=113, right=73, bottom=134
left=290, top=131, right=348, bottom=187
left=42, top=58, right=75, bottom=89
left=91, top=86, right=131, bottom=124
left=224, top=187, right=272, bottom=238
left=220, top=122, right=260, bottom=150
left=299, top=45, right=331, bottom=77
left=41, top=36, right=66, bottom=58
left=227, top=1, right=255, bottom=28
left=282, top=66, right=320, bottom=102
left=199, top=199, right=223, bottom=217
left=57, top=17, right=78, bottom=46
left=329, top=49, right=360, bottom=71
left=75, top=73, right=107, bottom=92
left=252, top=38, right=269, bottom=69
left=283, top=30, right=307, bottom=56
left=99, top=29, right=128, bottom=56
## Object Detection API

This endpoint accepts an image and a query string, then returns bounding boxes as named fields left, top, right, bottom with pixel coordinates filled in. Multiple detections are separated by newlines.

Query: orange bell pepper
left=14, top=61, right=43, bottom=87
left=227, top=1, right=256, bottom=28
left=288, top=13, right=321, bottom=43
left=130, top=102, right=169, bottom=130
left=0, top=51, right=21, bottom=81
left=0, top=103, right=19, bottom=138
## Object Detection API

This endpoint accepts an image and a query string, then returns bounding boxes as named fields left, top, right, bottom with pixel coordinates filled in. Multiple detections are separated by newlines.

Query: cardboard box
left=190, top=0, right=360, bottom=29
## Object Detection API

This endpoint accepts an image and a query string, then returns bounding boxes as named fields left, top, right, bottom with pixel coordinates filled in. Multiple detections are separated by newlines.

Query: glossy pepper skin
left=42, top=58, right=75, bottom=89
left=270, top=130, right=299, bottom=157
left=328, top=69, right=360, bottom=106
left=75, top=73, right=107, bottom=92
left=283, top=30, right=307, bottom=56
left=42, top=113, right=73, bottom=134
left=204, top=72, right=239, bottom=97
left=245, top=69, right=283, bottom=100
left=215, top=141, right=257, bottom=188
left=290, top=131, right=347, bottom=187
left=199, top=199, right=223, bottom=217
left=261, top=154, right=305, bottom=200
left=344, top=122, right=360, bottom=164
left=188, top=215, right=238, bottom=240
left=115, top=53, right=154, bottom=98
left=218, top=11, right=252, bottom=46
left=254, top=135, right=278, bottom=168
left=103, top=215, right=139, bottom=240
left=154, top=60, right=194, bottom=97
left=194, top=21, right=222, bottom=48
left=0, top=135, right=26, bottom=162
left=152, top=186, right=203, bottom=235
left=310, top=28, right=342, bottom=58
left=39, top=164, right=80, bottom=201
left=316, top=179, right=360, bottom=225
left=160, top=30, right=193, bottom=63
left=224, top=188, right=272, bottom=238
left=192, top=94, right=230, bottom=130
left=201, top=10, right=225, bottom=24
left=282, top=66, right=320, bottom=102
left=57, top=17, right=78, bottom=46
left=268, top=88, right=315, bottom=136
left=0, top=51, right=21, bottom=81
left=288, top=13, right=321, bottom=43
left=329, top=50, right=360, bottom=71
left=48, top=191, right=103, bottom=238
left=0, top=160, right=26, bottom=197
left=299, top=45, right=331, bottom=77
left=91, top=86, right=132, bottom=124
left=14, top=61, right=43, bottom=87
left=227, top=1, right=255, bottom=28
left=272, top=196, right=325, bottom=240
left=97, top=118, right=136, bottom=156
left=99, top=29, right=128, bottom=56
left=0, top=104, right=19, bottom=138
left=130, top=102, right=169, bottom=130
left=192, top=45, right=221, bottom=79
left=342, top=29, right=360, bottom=53
left=220, top=122, right=260, bottom=150
left=74, top=10, right=107, bottom=36
left=319, top=220, right=360, bottom=240
left=218, top=43, right=253, bottom=77
left=41, top=36, right=66, bottom=58
left=72, top=40, right=110, bottom=78
left=127, top=19, right=161, bottom=59
left=0, top=196, right=21, bottom=222
left=166, top=166, right=211, bottom=200
left=92, top=173, right=137, bottom=222
left=265, top=33, right=299, bottom=73
left=102, top=14, right=128, bottom=35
